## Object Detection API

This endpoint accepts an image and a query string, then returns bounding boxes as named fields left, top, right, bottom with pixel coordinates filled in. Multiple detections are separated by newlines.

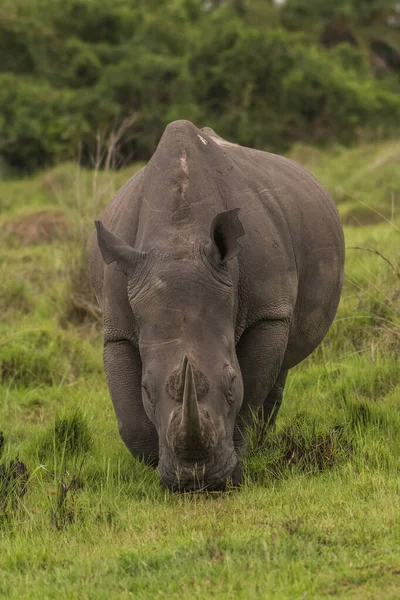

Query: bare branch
left=346, top=246, right=400, bottom=279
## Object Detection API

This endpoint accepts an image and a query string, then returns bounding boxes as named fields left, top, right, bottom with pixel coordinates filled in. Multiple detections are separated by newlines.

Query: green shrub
left=0, top=74, right=117, bottom=171
left=191, top=24, right=400, bottom=151
left=282, top=0, right=390, bottom=24
left=1, top=0, right=400, bottom=171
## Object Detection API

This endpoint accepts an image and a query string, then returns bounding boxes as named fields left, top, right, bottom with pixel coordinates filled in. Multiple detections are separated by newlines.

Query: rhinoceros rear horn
left=206, top=208, right=245, bottom=263
left=94, top=221, right=146, bottom=276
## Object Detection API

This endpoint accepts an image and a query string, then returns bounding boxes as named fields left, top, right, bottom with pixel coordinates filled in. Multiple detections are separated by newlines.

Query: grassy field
left=0, top=142, right=399, bottom=599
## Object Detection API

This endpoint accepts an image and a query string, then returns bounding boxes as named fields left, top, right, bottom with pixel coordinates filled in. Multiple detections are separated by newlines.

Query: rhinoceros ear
left=94, top=221, right=145, bottom=276
left=206, top=209, right=245, bottom=264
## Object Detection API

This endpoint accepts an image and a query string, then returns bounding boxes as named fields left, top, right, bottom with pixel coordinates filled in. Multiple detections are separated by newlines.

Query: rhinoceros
left=90, top=120, right=344, bottom=491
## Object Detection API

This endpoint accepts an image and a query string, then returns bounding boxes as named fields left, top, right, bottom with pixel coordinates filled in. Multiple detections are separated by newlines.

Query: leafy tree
left=0, top=0, right=399, bottom=171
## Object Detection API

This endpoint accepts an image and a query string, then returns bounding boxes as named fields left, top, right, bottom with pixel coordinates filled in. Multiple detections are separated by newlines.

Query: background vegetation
left=0, top=140, right=399, bottom=598
left=1, top=0, right=400, bottom=172
left=1, top=0, right=400, bottom=598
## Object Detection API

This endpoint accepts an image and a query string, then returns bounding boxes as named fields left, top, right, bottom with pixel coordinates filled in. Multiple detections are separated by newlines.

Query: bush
left=191, top=24, right=400, bottom=150
left=1, top=0, right=400, bottom=170
left=282, top=0, right=390, bottom=24
left=0, top=74, right=117, bottom=171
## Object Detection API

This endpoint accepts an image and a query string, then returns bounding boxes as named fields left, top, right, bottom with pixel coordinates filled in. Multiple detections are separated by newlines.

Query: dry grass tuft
left=2, top=210, right=71, bottom=246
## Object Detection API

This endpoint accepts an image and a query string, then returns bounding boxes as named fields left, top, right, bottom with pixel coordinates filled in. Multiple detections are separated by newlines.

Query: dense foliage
left=1, top=0, right=400, bottom=171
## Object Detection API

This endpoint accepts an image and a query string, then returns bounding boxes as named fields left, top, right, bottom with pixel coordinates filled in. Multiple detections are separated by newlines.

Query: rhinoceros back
left=206, top=134, right=344, bottom=367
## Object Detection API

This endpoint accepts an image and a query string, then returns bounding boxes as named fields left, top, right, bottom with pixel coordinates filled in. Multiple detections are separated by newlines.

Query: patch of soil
left=2, top=211, right=71, bottom=246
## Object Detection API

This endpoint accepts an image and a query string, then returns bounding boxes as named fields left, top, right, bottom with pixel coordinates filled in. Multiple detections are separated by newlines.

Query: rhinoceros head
left=95, top=209, right=245, bottom=491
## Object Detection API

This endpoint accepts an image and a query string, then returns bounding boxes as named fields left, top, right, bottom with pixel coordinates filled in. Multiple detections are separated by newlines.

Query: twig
left=345, top=196, right=400, bottom=233
left=346, top=246, right=400, bottom=279
left=71, top=295, right=102, bottom=322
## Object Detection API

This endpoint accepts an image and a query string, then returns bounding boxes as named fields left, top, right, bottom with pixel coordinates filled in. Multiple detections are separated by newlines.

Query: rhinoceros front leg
left=234, top=319, right=290, bottom=452
left=104, top=340, right=159, bottom=466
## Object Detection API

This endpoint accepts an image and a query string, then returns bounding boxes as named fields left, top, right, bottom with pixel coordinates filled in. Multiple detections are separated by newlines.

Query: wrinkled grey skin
left=90, top=120, right=344, bottom=492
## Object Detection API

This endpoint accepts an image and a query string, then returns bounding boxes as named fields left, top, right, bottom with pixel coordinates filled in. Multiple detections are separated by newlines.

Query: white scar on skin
left=211, top=136, right=238, bottom=148
left=152, top=277, right=166, bottom=290
left=140, top=339, right=181, bottom=346
left=197, top=134, right=208, bottom=145
left=139, top=339, right=182, bottom=353
left=179, top=150, right=189, bottom=201
left=143, top=194, right=171, bottom=213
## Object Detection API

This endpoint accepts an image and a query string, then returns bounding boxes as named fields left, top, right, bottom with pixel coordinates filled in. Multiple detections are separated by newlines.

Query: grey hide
left=90, top=120, right=344, bottom=491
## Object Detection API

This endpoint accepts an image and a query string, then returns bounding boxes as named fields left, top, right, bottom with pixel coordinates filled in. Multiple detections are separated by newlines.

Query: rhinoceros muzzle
left=167, top=358, right=218, bottom=459
left=158, top=448, right=242, bottom=492
left=160, top=357, right=241, bottom=491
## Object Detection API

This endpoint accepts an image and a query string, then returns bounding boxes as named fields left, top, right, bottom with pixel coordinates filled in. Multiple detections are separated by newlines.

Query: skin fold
left=90, top=120, right=345, bottom=491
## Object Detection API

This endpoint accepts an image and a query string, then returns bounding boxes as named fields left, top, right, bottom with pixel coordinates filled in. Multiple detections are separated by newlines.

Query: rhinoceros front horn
left=181, top=359, right=202, bottom=442
left=167, top=357, right=217, bottom=457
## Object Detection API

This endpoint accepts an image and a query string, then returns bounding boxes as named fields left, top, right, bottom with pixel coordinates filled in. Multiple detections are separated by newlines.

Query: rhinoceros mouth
left=157, top=448, right=242, bottom=492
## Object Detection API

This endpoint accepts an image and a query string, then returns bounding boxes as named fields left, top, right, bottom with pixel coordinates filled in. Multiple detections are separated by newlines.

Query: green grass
left=0, top=142, right=399, bottom=599
left=290, top=140, right=400, bottom=224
